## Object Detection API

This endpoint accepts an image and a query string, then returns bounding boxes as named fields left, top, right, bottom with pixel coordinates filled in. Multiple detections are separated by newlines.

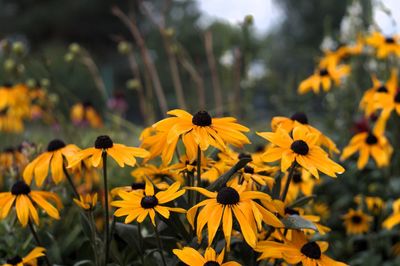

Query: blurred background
left=0, top=0, right=398, bottom=141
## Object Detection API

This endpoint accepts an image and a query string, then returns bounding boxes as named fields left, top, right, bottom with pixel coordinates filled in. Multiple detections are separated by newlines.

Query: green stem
left=137, top=223, right=145, bottom=265
left=153, top=220, right=167, bottom=266
left=280, top=162, right=297, bottom=202
left=102, top=152, right=110, bottom=265
left=28, top=219, right=51, bottom=266
left=195, top=146, right=201, bottom=205
left=63, top=165, right=79, bottom=198
left=89, top=211, right=99, bottom=266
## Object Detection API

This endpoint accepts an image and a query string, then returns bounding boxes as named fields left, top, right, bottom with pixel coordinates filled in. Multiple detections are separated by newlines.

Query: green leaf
left=114, top=222, right=141, bottom=252
left=288, top=195, right=316, bottom=208
left=207, top=157, right=252, bottom=191
left=281, top=215, right=318, bottom=231
left=73, top=260, right=94, bottom=266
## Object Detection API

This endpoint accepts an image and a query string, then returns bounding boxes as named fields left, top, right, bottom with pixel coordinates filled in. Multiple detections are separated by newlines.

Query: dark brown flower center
left=4, top=147, right=15, bottom=153
left=204, top=262, right=220, bottom=266
left=319, top=69, right=329, bottom=76
left=140, top=196, right=158, bottom=209
left=47, top=139, right=66, bottom=152
left=385, top=37, right=395, bottom=44
left=365, top=133, right=378, bottom=145
left=291, top=112, right=308, bottom=124
left=6, top=255, right=23, bottom=265
left=395, top=91, right=400, bottom=103
left=11, top=180, right=31, bottom=195
left=216, top=187, right=240, bottom=205
left=291, top=140, right=309, bottom=155
left=301, top=241, right=321, bottom=259
left=192, top=111, right=212, bottom=126
left=292, top=172, right=302, bottom=183
left=244, top=166, right=254, bottom=174
left=131, top=182, right=145, bottom=190
left=285, top=207, right=300, bottom=215
left=351, top=215, right=362, bottom=224
left=376, top=85, right=388, bottom=93
left=94, top=135, right=113, bottom=149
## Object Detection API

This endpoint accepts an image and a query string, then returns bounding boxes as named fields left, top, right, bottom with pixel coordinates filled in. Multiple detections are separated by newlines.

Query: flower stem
left=280, top=162, right=297, bottom=202
left=102, top=151, right=110, bottom=265
left=137, top=223, right=145, bottom=265
left=153, top=220, right=167, bottom=266
left=89, top=211, right=99, bottom=266
left=195, top=145, right=201, bottom=204
left=63, top=165, right=79, bottom=198
left=28, top=219, right=51, bottom=266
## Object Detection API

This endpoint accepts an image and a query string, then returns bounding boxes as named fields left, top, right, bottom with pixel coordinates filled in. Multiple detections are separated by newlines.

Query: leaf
left=288, top=195, right=316, bottom=208
left=114, top=222, right=141, bottom=251
left=281, top=215, right=318, bottom=231
left=73, top=260, right=94, bottom=266
left=207, top=157, right=252, bottom=191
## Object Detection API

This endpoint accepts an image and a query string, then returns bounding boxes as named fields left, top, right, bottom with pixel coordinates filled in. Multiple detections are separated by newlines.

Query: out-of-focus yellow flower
left=383, top=199, right=400, bottom=229
left=3, top=247, right=46, bottom=266
left=354, top=195, right=384, bottom=214
left=365, top=31, right=400, bottom=58
left=73, top=193, right=98, bottom=210
left=298, top=65, right=350, bottom=94
left=70, top=102, right=103, bottom=128
left=342, top=209, right=372, bottom=235
left=173, top=247, right=240, bottom=266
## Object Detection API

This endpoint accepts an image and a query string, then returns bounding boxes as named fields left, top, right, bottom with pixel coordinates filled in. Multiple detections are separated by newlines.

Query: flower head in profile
left=258, top=126, right=345, bottom=179
left=23, top=139, right=80, bottom=186
left=365, top=31, right=400, bottom=58
left=73, top=193, right=98, bottom=211
left=342, top=209, right=372, bottom=235
left=3, top=247, right=46, bottom=266
left=142, top=109, right=250, bottom=164
left=68, top=135, right=149, bottom=168
left=111, top=179, right=186, bottom=225
left=298, top=64, right=350, bottom=94
left=173, top=247, right=240, bottom=266
left=319, top=41, right=363, bottom=68
left=187, top=182, right=283, bottom=249
left=340, top=127, right=392, bottom=169
left=0, top=180, right=61, bottom=227
left=256, top=230, right=347, bottom=265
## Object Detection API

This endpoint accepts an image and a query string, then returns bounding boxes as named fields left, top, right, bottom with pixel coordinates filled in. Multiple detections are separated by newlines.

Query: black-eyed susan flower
left=0, top=180, right=61, bottom=227
left=143, top=109, right=250, bottom=164
left=360, top=70, right=398, bottom=117
left=271, top=113, right=339, bottom=154
left=258, top=127, right=345, bottom=179
left=383, top=199, right=400, bottom=229
left=73, top=193, right=98, bottom=210
left=111, top=179, right=186, bottom=225
left=342, top=209, right=372, bottom=235
left=173, top=247, right=240, bottom=266
left=319, top=41, right=363, bottom=68
left=3, top=247, right=46, bottom=266
left=187, top=182, right=283, bottom=249
left=110, top=182, right=145, bottom=198
left=365, top=31, right=400, bottom=58
left=354, top=195, right=384, bottom=215
left=70, top=101, right=103, bottom=128
left=298, top=65, right=350, bottom=94
left=340, top=129, right=392, bottom=169
left=68, top=135, right=149, bottom=168
left=23, top=139, right=80, bottom=186
left=256, top=230, right=347, bottom=265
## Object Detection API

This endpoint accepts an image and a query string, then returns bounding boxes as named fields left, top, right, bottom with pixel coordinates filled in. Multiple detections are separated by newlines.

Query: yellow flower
left=111, top=179, right=186, bottom=225
left=173, top=247, right=240, bottom=266
left=0, top=180, right=61, bottom=227
left=354, top=195, right=384, bottom=214
left=298, top=64, right=350, bottom=94
left=70, top=102, right=103, bottom=128
left=340, top=129, right=392, bottom=169
left=342, top=209, right=372, bottom=235
left=68, top=135, right=149, bottom=168
left=73, top=193, right=98, bottom=210
left=365, top=31, right=400, bottom=58
left=360, top=69, right=398, bottom=117
left=23, top=139, right=80, bottom=186
left=258, top=126, right=345, bottom=179
left=281, top=167, right=316, bottom=203
left=256, top=230, right=347, bottom=265
left=143, top=109, right=250, bottom=164
left=187, top=182, right=283, bottom=249
left=383, top=199, right=400, bottom=229
left=271, top=113, right=339, bottom=154
left=2, top=247, right=46, bottom=266
left=319, top=41, right=363, bottom=68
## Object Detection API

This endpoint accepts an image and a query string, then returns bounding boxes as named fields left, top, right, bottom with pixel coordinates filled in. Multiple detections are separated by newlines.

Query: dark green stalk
left=28, top=219, right=51, bottom=266
left=153, top=220, right=167, bottom=266
left=137, top=222, right=145, bottom=265
left=63, top=165, right=79, bottom=198
left=102, top=151, right=110, bottom=264
left=280, top=162, right=297, bottom=202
